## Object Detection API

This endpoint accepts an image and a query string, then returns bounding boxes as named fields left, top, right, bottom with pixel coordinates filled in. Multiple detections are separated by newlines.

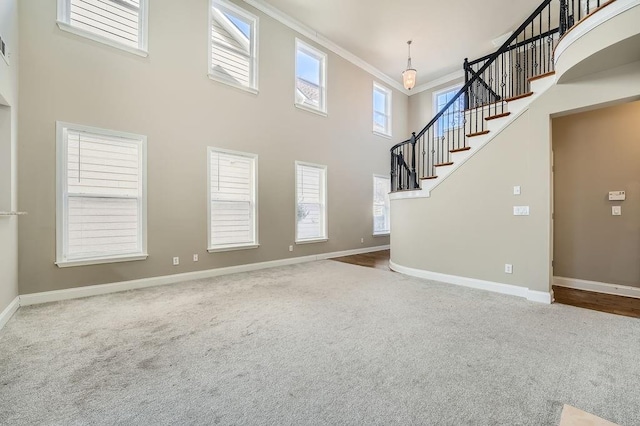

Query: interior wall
left=553, top=100, right=640, bottom=288
left=17, top=0, right=409, bottom=295
left=0, top=0, right=19, bottom=314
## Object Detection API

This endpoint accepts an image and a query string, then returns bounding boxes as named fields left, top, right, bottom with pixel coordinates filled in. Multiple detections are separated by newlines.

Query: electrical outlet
left=505, top=264, right=513, bottom=274
left=193, top=254, right=198, bottom=262
left=513, top=206, right=530, bottom=216
left=513, top=186, right=521, bottom=195
left=360, top=238, right=364, bottom=244
left=289, top=245, right=293, bottom=252
left=612, top=206, right=622, bottom=216
left=173, top=257, right=179, bottom=266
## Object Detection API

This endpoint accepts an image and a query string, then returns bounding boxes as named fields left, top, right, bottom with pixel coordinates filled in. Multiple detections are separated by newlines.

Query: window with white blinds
left=295, top=162, right=327, bottom=243
left=57, top=0, right=148, bottom=55
left=209, top=0, right=258, bottom=92
left=373, top=175, right=390, bottom=235
left=208, top=148, right=258, bottom=251
left=56, top=122, right=147, bottom=267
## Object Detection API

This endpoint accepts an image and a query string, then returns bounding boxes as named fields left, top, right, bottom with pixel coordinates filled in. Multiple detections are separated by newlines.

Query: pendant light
left=402, top=40, right=417, bottom=90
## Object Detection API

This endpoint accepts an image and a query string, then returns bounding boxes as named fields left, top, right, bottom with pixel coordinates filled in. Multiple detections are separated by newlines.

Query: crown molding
left=410, top=69, right=465, bottom=95
left=241, top=0, right=411, bottom=95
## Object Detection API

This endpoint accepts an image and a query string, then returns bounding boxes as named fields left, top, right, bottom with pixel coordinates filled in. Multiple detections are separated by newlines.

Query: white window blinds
left=208, top=148, right=257, bottom=250
left=57, top=123, right=146, bottom=265
left=296, top=162, right=327, bottom=242
left=209, top=0, right=258, bottom=90
left=373, top=175, right=390, bottom=235
left=59, top=0, right=146, bottom=51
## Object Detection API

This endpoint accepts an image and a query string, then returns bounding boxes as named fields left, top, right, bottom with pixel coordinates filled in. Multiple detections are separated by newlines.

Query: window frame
left=207, top=147, right=259, bottom=253
left=208, top=0, right=259, bottom=94
left=55, top=121, right=148, bottom=268
left=373, top=82, right=392, bottom=138
left=294, top=39, right=328, bottom=116
left=295, top=161, right=328, bottom=244
left=433, top=83, right=465, bottom=137
left=56, top=0, right=149, bottom=57
left=372, top=174, right=391, bottom=236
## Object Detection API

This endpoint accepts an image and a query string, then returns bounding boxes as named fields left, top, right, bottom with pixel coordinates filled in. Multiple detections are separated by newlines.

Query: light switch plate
left=513, top=206, right=530, bottom=216
left=612, top=206, right=622, bottom=216
left=505, top=264, right=513, bottom=274
left=513, top=186, right=521, bottom=195
left=609, top=191, right=626, bottom=201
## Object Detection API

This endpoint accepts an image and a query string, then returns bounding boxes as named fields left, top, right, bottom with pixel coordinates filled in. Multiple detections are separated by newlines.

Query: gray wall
left=0, top=0, right=19, bottom=315
left=17, top=0, right=408, bottom=295
left=553, top=100, right=640, bottom=288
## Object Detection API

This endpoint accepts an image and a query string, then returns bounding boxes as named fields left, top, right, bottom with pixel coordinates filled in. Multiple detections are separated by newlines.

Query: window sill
left=295, top=103, right=328, bottom=117
left=373, top=233, right=390, bottom=237
left=373, top=130, right=392, bottom=139
left=56, top=21, right=148, bottom=58
left=56, top=253, right=149, bottom=268
left=295, top=238, right=328, bottom=245
left=208, top=74, right=259, bottom=95
left=208, top=244, right=260, bottom=253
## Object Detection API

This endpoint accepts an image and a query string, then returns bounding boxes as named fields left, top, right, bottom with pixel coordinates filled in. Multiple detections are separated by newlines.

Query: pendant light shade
left=402, top=40, right=417, bottom=90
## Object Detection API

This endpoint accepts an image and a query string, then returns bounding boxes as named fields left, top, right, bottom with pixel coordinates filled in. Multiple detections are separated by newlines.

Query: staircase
left=390, top=0, right=611, bottom=195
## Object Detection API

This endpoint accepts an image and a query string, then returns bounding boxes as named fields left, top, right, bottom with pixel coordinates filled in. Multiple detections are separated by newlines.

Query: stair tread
left=528, top=71, right=555, bottom=82
left=450, top=147, right=471, bottom=153
left=504, top=92, right=534, bottom=102
left=467, top=130, right=490, bottom=138
left=434, top=162, right=454, bottom=167
left=485, top=112, right=511, bottom=121
left=420, top=176, right=438, bottom=180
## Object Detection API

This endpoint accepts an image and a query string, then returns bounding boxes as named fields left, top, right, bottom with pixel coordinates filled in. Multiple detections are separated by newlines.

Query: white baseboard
left=0, top=296, right=20, bottom=331
left=19, top=245, right=390, bottom=306
left=390, top=261, right=552, bottom=304
left=554, top=276, right=640, bottom=299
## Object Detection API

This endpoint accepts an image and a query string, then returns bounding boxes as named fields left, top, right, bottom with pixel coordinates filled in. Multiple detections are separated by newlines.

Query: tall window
left=295, top=162, right=327, bottom=243
left=57, top=0, right=148, bottom=56
left=373, top=175, right=390, bottom=235
left=295, top=39, right=327, bottom=115
left=373, top=83, right=392, bottom=137
left=56, top=122, right=147, bottom=267
left=433, top=85, right=465, bottom=137
left=209, top=0, right=259, bottom=92
left=208, top=148, right=258, bottom=251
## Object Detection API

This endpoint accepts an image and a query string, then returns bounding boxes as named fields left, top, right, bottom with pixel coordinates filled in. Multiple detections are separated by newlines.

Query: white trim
left=294, top=103, right=328, bottom=117
left=295, top=38, right=328, bottom=115
left=373, top=174, right=391, bottom=236
left=208, top=74, right=260, bottom=95
left=373, top=131, right=392, bottom=140
left=554, top=0, right=640, bottom=63
left=208, top=244, right=260, bottom=253
left=241, top=0, right=408, bottom=95
left=56, top=254, right=149, bottom=268
left=0, top=297, right=19, bottom=331
left=19, top=245, right=390, bottom=306
left=295, top=161, right=328, bottom=243
left=411, top=69, right=465, bottom=95
left=390, top=260, right=552, bottom=304
left=554, top=276, right=640, bottom=299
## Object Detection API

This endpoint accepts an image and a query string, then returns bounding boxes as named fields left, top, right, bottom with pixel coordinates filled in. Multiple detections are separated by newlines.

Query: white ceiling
left=261, top=0, right=545, bottom=88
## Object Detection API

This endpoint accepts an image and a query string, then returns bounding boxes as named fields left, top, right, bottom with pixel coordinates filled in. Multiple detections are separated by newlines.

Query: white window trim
left=433, top=83, right=464, bottom=136
left=208, top=0, right=259, bottom=94
left=373, top=82, right=392, bottom=138
left=55, top=121, right=148, bottom=268
left=207, top=146, right=259, bottom=253
left=373, top=174, right=391, bottom=236
left=294, top=38, right=328, bottom=116
left=56, top=0, right=149, bottom=57
left=295, top=161, right=328, bottom=244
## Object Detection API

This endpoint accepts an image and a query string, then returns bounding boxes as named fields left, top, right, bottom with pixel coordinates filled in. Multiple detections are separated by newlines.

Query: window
left=209, top=0, right=258, bottom=92
left=295, top=162, right=327, bottom=243
left=373, top=175, right=390, bottom=235
left=373, top=83, right=392, bottom=137
left=295, top=39, right=327, bottom=115
left=56, top=122, right=147, bottom=267
left=433, top=84, right=465, bottom=137
left=57, top=0, right=148, bottom=56
left=208, top=148, right=258, bottom=252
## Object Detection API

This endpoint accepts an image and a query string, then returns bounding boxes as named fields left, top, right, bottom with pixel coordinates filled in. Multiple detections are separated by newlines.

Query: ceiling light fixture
left=402, top=40, right=417, bottom=90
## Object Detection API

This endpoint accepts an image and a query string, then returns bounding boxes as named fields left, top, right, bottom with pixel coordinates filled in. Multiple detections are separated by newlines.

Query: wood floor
left=331, top=250, right=390, bottom=271
left=553, top=286, right=640, bottom=319
left=332, top=251, right=639, bottom=318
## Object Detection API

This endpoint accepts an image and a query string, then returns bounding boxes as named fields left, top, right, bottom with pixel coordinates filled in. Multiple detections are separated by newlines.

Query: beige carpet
left=1, top=261, right=639, bottom=425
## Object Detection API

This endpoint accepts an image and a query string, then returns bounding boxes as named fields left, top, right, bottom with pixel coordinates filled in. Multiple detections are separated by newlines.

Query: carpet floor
left=1, top=261, right=639, bottom=425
